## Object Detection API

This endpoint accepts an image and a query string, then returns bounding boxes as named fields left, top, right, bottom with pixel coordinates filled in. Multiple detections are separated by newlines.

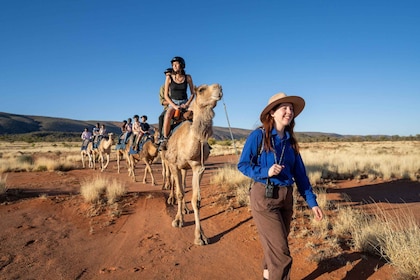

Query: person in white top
left=81, top=128, right=92, bottom=150
left=131, top=115, right=141, bottom=149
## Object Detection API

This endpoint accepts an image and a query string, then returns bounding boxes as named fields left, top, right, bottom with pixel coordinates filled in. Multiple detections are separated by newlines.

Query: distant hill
left=2, top=112, right=410, bottom=142
left=0, top=112, right=252, bottom=140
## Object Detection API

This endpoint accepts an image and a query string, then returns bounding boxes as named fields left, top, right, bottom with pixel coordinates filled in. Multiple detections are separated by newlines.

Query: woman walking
left=238, top=92, right=323, bottom=280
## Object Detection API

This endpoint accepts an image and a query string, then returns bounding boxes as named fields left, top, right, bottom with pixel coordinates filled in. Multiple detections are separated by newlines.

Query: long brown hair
left=260, top=112, right=300, bottom=154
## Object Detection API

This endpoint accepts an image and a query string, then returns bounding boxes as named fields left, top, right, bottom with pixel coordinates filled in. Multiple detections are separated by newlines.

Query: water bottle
left=174, top=109, right=180, bottom=119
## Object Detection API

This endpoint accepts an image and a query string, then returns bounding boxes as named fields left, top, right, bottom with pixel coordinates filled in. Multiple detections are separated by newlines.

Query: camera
left=265, top=181, right=275, bottom=198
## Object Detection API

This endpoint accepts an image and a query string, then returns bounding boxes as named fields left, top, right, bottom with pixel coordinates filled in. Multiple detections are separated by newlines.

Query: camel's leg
left=88, top=153, right=93, bottom=169
left=191, top=167, right=208, bottom=245
left=117, top=151, right=121, bottom=173
left=98, top=153, right=104, bottom=171
left=125, top=158, right=130, bottom=173
left=161, top=158, right=168, bottom=189
left=171, top=167, right=184, bottom=228
left=181, top=169, right=190, bottom=214
left=163, top=161, right=172, bottom=190
left=81, top=152, right=85, bottom=168
left=167, top=171, right=176, bottom=205
left=101, top=154, right=110, bottom=172
left=125, top=152, right=131, bottom=175
left=92, top=152, right=96, bottom=170
left=129, top=156, right=136, bottom=182
left=142, top=160, right=156, bottom=185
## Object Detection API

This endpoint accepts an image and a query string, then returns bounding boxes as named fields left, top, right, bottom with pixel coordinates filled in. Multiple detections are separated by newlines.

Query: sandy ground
left=1, top=154, right=419, bottom=280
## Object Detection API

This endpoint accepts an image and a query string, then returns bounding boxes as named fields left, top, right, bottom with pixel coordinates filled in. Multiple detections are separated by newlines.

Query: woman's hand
left=311, top=206, right=324, bottom=221
left=268, top=164, right=285, bottom=177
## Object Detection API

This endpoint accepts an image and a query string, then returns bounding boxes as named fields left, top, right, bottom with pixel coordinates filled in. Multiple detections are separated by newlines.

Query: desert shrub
left=218, top=139, right=232, bottom=146
left=106, top=179, right=126, bottom=204
left=373, top=206, right=420, bottom=279
left=0, top=174, right=7, bottom=195
left=17, top=154, right=34, bottom=165
left=34, top=157, right=75, bottom=172
left=0, top=156, right=33, bottom=172
left=81, top=176, right=126, bottom=204
left=208, top=138, right=217, bottom=145
left=81, top=176, right=106, bottom=204
left=210, top=163, right=251, bottom=207
left=332, top=204, right=420, bottom=279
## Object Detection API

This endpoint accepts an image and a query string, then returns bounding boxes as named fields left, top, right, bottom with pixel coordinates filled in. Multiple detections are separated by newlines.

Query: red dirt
left=1, top=155, right=419, bottom=280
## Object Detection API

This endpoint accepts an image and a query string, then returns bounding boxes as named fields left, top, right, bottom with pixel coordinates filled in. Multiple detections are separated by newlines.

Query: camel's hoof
left=172, top=219, right=183, bottom=228
left=194, top=237, right=209, bottom=246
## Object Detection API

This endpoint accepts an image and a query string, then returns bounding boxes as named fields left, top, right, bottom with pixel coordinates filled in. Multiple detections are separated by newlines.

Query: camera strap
left=267, top=138, right=286, bottom=186
left=271, top=137, right=286, bottom=165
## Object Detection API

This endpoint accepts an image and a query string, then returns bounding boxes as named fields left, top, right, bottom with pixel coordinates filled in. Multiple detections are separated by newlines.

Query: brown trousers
left=250, top=182, right=294, bottom=280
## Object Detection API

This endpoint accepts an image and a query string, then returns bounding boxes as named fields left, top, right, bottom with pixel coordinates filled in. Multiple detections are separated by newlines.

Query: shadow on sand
left=327, top=179, right=420, bottom=205
left=302, top=252, right=387, bottom=280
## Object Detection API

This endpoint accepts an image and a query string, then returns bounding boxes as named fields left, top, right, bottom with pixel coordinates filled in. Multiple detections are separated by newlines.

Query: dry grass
left=211, top=140, right=419, bottom=184
left=2, top=141, right=418, bottom=184
left=0, top=141, right=92, bottom=172
left=0, top=155, right=76, bottom=172
left=210, top=163, right=252, bottom=207
left=209, top=141, right=420, bottom=279
left=300, top=141, right=420, bottom=184
left=369, top=205, right=420, bottom=279
left=333, top=204, right=420, bottom=279
left=80, top=175, right=126, bottom=204
left=0, top=173, right=7, bottom=195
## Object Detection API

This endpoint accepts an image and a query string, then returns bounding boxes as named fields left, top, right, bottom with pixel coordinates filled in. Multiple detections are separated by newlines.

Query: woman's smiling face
left=271, top=102, right=294, bottom=126
left=172, top=61, right=181, bottom=72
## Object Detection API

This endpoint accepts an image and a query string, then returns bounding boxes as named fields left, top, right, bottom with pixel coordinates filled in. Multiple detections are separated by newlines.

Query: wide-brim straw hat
left=260, top=92, right=305, bottom=122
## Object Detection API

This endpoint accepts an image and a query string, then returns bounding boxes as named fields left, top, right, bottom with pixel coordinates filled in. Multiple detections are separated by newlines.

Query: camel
left=98, top=133, right=114, bottom=172
left=84, top=138, right=101, bottom=170
left=81, top=135, right=113, bottom=170
left=125, top=133, right=160, bottom=184
left=116, top=147, right=128, bottom=174
left=163, top=83, right=222, bottom=245
left=82, top=142, right=98, bottom=169
left=160, top=149, right=189, bottom=213
left=81, top=144, right=93, bottom=168
left=115, top=133, right=132, bottom=173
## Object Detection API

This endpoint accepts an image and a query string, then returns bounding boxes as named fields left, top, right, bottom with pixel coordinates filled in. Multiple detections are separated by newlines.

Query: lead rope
left=197, top=141, right=206, bottom=205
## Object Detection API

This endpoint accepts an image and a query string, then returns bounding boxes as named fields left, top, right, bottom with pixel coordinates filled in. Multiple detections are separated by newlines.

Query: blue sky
left=1, top=0, right=419, bottom=136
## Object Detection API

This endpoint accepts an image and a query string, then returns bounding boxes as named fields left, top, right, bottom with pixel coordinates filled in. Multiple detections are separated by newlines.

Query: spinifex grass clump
left=80, top=175, right=126, bottom=204
left=0, top=174, right=7, bottom=195
left=210, top=163, right=252, bottom=207
left=333, top=203, right=420, bottom=279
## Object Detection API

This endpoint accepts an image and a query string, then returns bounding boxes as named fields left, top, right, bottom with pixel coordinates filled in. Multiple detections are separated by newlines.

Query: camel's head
left=107, top=132, right=114, bottom=143
left=193, top=84, right=223, bottom=109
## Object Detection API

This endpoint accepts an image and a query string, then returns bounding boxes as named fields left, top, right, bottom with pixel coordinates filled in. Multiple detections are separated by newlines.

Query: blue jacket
left=237, top=127, right=318, bottom=208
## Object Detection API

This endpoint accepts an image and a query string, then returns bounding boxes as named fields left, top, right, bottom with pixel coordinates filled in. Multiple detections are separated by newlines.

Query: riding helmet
left=171, top=56, right=185, bottom=68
